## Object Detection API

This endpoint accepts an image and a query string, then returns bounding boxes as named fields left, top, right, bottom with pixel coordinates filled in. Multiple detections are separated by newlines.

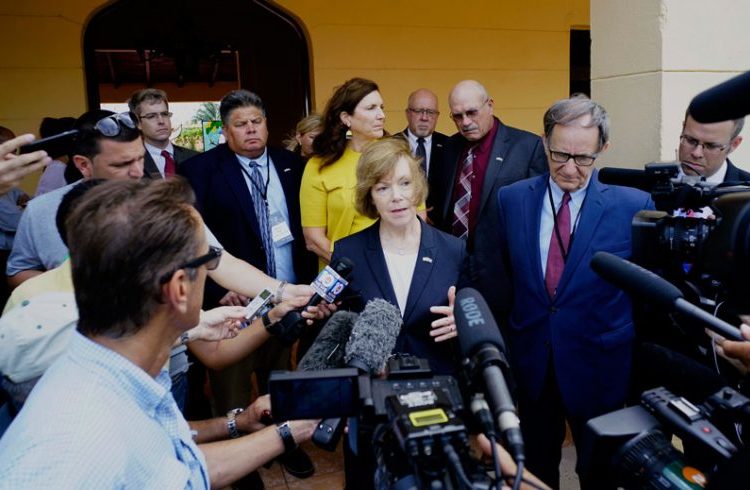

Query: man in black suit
left=431, top=80, right=547, bottom=320
left=678, top=109, right=750, bottom=183
left=179, top=90, right=316, bottom=481
left=128, top=88, right=198, bottom=178
left=398, top=89, right=448, bottom=219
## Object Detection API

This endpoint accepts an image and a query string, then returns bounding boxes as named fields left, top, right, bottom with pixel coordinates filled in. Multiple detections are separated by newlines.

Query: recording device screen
left=269, top=369, right=358, bottom=421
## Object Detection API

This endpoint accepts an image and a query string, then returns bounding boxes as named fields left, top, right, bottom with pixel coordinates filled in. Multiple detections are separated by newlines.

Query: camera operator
left=0, top=178, right=317, bottom=488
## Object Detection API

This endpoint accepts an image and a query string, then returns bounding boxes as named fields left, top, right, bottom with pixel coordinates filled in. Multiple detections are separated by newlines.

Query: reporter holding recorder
left=330, top=138, right=466, bottom=374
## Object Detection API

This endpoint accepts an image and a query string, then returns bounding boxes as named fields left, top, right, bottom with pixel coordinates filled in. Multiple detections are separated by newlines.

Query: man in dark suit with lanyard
left=430, top=80, right=547, bottom=321
left=128, top=88, right=198, bottom=179
left=678, top=109, right=750, bottom=183
left=397, top=88, right=448, bottom=220
left=179, top=90, right=316, bottom=483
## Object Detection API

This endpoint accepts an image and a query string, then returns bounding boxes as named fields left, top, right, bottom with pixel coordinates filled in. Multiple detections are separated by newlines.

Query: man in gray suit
left=128, top=88, right=198, bottom=178
left=431, top=80, right=547, bottom=321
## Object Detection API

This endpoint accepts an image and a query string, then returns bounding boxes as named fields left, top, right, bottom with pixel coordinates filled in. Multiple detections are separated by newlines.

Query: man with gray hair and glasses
left=495, top=94, right=652, bottom=489
left=678, top=109, right=750, bottom=183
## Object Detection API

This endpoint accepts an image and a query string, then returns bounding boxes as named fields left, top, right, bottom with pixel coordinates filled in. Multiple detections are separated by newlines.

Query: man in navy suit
left=496, top=95, right=651, bottom=489
left=430, top=80, right=547, bottom=321
left=179, top=90, right=316, bottom=481
left=678, top=109, right=750, bottom=183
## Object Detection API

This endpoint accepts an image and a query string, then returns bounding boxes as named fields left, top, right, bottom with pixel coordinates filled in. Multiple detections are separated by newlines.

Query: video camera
left=580, top=385, right=750, bottom=489
left=269, top=355, right=493, bottom=490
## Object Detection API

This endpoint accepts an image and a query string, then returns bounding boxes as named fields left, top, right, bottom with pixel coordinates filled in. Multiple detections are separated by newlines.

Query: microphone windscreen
left=590, top=252, right=683, bottom=308
left=688, top=71, right=750, bottom=123
left=345, top=298, right=402, bottom=374
left=298, top=310, right=358, bottom=371
left=454, top=287, right=507, bottom=359
left=598, top=167, right=655, bottom=192
left=330, top=256, right=355, bottom=278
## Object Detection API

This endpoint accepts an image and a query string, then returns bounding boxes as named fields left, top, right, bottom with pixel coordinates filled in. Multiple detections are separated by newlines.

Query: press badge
left=270, top=212, right=294, bottom=246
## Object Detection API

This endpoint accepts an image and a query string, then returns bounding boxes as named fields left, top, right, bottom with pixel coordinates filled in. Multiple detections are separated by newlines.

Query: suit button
left=549, top=306, right=558, bottom=313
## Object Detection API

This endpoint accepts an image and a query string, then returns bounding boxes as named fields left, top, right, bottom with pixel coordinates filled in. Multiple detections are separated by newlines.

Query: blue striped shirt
left=0, top=330, right=209, bottom=489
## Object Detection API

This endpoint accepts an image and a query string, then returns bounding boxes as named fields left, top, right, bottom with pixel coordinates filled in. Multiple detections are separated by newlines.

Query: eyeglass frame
left=407, top=108, right=440, bottom=118
left=547, top=148, right=599, bottom=167
left=139, top=111, right=174, bottom=121
left=159, top=246, right=223, bottom=284
left=450, top=99, right=490, bottom=123
left=679, top=134, right=732, bottom=154
left=93, top=112, right=138, bottom=137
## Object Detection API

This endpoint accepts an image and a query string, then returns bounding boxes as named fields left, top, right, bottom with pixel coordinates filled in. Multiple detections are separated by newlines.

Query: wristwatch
left=262, top=311, right=275, bottom=332
left=276, top=421, right=298, bottom=453
left=226, top=408, right=244, bottom=439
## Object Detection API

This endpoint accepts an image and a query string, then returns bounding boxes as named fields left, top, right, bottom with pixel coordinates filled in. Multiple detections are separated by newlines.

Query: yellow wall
left=0, top=0, right=589, bottom=193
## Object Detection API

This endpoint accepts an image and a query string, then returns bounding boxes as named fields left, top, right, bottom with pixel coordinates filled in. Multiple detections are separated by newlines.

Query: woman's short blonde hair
left=355, top=138, right=428, bottom=219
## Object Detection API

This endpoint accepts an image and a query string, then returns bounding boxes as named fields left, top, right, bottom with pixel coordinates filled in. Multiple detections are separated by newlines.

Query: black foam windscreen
left=598, top=167, right=656, bottom=192
left=688, top=71, right=750, bottom=123
left=298, top=310, right=358, bottom=371
left=590, top=251, right=683, bottom=307
left=344, top=298, right=402, bottom=374
left=454, top=287, right=506, bottom=359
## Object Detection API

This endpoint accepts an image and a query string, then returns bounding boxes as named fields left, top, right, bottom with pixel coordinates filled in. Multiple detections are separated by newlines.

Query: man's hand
left=219, top=291, right=249, bottom=306
left=190, top=306, right=246, bottom=342
left=0, top=134, right=51, bottom=196
left=714, top=324, right=750, bottom=374
left=236, top=395, right=272, bottom=434
left=430, top=286, right=457, bottom=342
left=267, top=296, right=337, bottom=325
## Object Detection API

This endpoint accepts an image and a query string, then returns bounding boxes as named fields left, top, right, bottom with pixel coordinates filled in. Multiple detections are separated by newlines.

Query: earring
left=345, top=125, right=352, bottom=140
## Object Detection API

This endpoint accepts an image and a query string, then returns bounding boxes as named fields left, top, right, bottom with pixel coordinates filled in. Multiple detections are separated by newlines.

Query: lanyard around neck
left=238, top=152, right=271, bottom=201
left=546, top=182, right=588, bottom=263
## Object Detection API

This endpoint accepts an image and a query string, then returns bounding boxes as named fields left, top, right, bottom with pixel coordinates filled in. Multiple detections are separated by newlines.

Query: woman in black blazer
left=331, top=139, right=467, bottom=374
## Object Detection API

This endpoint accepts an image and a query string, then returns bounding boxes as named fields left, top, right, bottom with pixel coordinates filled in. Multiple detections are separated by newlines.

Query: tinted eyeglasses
left=93, top=112, right=138, bottom=137
left=159, top=246, right=223, bottom=284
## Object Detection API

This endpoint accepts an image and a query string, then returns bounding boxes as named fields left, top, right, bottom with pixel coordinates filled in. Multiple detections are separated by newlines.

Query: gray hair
left=543, top=94, right=610, bottom=150
left=220, top=90, right=266, bottom=125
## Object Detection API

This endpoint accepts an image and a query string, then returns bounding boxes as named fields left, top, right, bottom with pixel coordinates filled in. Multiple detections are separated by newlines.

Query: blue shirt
left=539, top=176, right=589, bottom=276
left=0, top=331, right=209, bottom=489
left=235, top=148, right=296, bottom=283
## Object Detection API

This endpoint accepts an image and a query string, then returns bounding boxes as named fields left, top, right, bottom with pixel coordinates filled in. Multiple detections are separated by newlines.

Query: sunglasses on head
left=93, top=112, right=138, bottom=137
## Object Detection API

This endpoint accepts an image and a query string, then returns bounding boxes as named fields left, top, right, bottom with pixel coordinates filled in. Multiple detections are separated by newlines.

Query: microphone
left=345, top=298, right=402, bottom=374
left=297, top=310, right=358, bottom=371
left=275, top=257, right=355, bottom=345
left=688, top=71, right=750, bottom=123
left=590, top=251, right=743, bottom=341
left=454, top=287, right=525, bottom=463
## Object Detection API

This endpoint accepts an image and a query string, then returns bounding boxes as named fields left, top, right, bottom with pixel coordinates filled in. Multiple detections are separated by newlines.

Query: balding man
left=398, top=89, right=448, bottom=217
left=431, top=80, right=547, bottom=320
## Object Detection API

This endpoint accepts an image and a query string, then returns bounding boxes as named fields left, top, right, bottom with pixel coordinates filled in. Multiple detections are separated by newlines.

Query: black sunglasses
left=94, top=112, right=138, bottom=137
left=159, top=246, right=223, bottom=284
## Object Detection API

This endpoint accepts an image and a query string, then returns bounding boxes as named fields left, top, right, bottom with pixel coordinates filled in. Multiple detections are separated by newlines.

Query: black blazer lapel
left=402, top=220, right=437, bottom=324
left=479, top=121, right=509, bottom=217
left=364, top=222, right=399, bottom=307
left=220, top=147, right=262, bottom=239
left=142, top=150, right=162, bottom=179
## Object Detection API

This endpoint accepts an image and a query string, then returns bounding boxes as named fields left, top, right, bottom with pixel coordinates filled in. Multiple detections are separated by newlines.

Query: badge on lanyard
left=270, top=212, right=294, bottom=246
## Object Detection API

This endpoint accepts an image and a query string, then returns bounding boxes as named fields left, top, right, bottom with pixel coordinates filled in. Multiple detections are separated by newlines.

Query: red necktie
left=545, top=192, right=571, bottom=298
left=451, top=146, right=476, bottom=239
left=162, top=150, right=176, bottom=177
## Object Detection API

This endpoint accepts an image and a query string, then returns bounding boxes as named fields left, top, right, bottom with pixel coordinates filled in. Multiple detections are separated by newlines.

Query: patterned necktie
left=248, top=161, right=276, bottom=277
left=545, top=191, right=571, bottom=298
left=161, top=150, right=176, bottom=177
left=416, top=137, right=427, bottom=173
left=452, top=146, right=476, bottom=239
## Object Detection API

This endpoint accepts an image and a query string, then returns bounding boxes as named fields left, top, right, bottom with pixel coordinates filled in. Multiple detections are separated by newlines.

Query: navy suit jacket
left=431, top=119, right=548, bottom=320
left=496, top=171, right=652, bottom=420
left=179, top=143, right=315, bottom=306
left=332, top=220, right=467, bottom=374
left=143, top=144, right=198, bottom=179
left=725, top=159, right=750, bottom=182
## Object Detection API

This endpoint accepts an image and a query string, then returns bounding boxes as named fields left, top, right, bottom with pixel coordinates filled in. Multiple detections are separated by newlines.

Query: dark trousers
left=518, top=361, right=613, bottom=490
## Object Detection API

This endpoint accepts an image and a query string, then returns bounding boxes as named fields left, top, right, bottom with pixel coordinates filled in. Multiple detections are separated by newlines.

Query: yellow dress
left=300, top=147, right=376, bottom=270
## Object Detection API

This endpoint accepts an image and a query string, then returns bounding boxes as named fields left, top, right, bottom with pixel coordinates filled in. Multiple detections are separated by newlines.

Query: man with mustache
left=431, top=80, right=547, bottom=321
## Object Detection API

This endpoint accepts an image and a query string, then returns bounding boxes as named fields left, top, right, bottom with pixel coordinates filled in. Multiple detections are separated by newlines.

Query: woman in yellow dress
left=300, top=78, right=385, bottom=268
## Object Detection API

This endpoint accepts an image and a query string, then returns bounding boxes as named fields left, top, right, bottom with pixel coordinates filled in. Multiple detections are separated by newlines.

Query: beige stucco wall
left=592, top=0, right=750, bottom=171
left=0, top=0, right=588, bottom=193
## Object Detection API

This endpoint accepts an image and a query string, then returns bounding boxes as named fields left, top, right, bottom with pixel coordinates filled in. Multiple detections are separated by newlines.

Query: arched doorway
left=83, top=0, right=312, bottom=147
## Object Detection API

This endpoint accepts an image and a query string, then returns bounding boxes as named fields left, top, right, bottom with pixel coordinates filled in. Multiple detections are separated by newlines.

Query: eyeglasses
left=408, top=108, right=440, bottom=118
left=159, top=246, right=223, bottom=284
left=94, top=112, right=137, bottom=137
left=140, top=111, right=173, bottom=121
left=679, top=134, right=731, bottom=154
left=450, top=99, right=489, bottom=122
left=548, top=149, right=598, bottom=167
